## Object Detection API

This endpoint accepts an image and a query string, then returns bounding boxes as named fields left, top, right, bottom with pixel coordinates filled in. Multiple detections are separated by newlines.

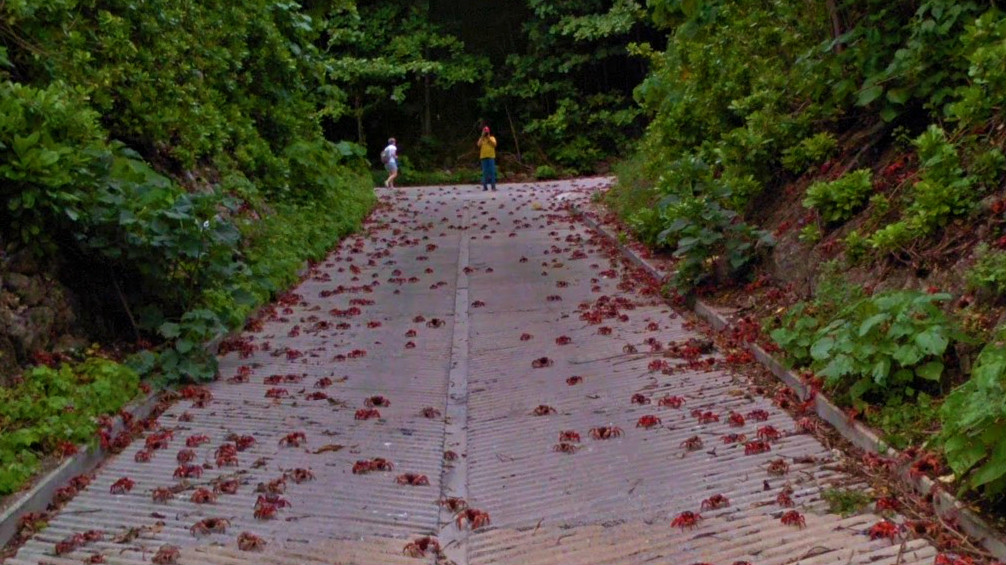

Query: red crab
left=559, top=430, right=581, bottom=442
left=287, top=468, right=315, bottom=483
left=444, top=450, right=458, bottom=461
left=151, top=545, right=181, bottom=565
left=555, top=336, right=572, bottom=345
left=589, top=426, right=623, bottom=439
left=455, top=508, right=491, bottom=530
left=680, top=436, right=704, bottom=451
left=727, top=411, right=746, bottom=427
left=553, top=442, right=580, bottom=453
left=766, top=458, right=790, bottom=475
left=305, top=392, right=329, bottom=401
left=54, top=533, right=85, bottom=555
left=190, top=517, right=230, bottom=536
left=630, top=393, right=651, bottom=405
left=636, top=415, right=662, bottom=429
left=520, top=333, right=534, bottom=341
left=658, top=395, right=684, bottom=409
left=531, top=357, right=554, bottom=368
left=315, top=377, right=333, bottom=388
left=701, top=494, right=730, bottom=510
left=566, top=376, right=583, bottom=385
left=875, top=496, right=900, bottom=512
left=396, top=473, right=430, bottom=486
left=532, top=404, right=557, bottom=416
left=213, top=478, right=240, bottom=495
left=756, top=425, right=782, bottom=441
left=352, top=457, right=394, bottom=474
left=794, top=416, right=822, bottom=434
left=231, top=434, right=256, bottom=450
left=746, top=409, right=770, bottom=421
left=110, top=477, right=134, bottom=494
left=868, top=519, right=900, bottom=541
left=355, top=408, right=381, bottom=420
left=402, top=536, right=441, bottom=558
left=694, top=411, right=719, bottom=424
left=237, top=532, right=267, bottom=551
left=776, top=486, right=795, bottom=507
left=435, top=496, right=466, bottom=513
left=744, top=440, right=771, bottom=455
left=215, top=449, right=239, bottom=468
left=173, top=464, right=202, bottom=479
left=721, top=433, right=747, bottom=444
left=780, top=510, right=805, bottom=528
left=264, top=388, right=289, bottom=399
left=253, top=502, right=279, bottom=520
left=364, top=395, right=391, bottom=407
left=279, top=432, right=307, bottom=447
left=134, top=449, right=152, bottom=463
left=176, top=448, right=196, bottom=463
left=151, top=487, right=175, bottom=503
left=908, top=451, right=943, bottom=479
left=190, top=488, right=217, bottom=504
left=670, top=511, right=703, bottom=530
left=186, top=434, right=210, bottom=447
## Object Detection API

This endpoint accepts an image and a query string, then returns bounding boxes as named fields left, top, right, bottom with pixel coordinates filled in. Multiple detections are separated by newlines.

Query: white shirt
left=383, top=144, right=397, bottom=163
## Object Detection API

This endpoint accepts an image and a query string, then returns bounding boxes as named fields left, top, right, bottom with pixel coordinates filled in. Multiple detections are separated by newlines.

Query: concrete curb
left=0, top=392, right=161, bottom=548
left=0, top=261, right=314, bottom=550
left=578, top=211, right=1006, bottom=560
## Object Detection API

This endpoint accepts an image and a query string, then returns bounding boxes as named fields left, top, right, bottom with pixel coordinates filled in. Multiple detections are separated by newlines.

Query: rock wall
left=0, top=249, right=79, bottom=385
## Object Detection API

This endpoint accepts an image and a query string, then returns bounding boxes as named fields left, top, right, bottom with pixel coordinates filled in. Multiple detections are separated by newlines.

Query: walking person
left=381, top=137, right=398, bottom=188
left=477, top=126, right=497, bottom=191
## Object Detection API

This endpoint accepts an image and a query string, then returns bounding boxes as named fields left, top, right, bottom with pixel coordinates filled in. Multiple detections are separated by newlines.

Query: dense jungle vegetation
left=605, top=0, right=1006, bottom=509
left=1, top=0, right=1004, bottom=514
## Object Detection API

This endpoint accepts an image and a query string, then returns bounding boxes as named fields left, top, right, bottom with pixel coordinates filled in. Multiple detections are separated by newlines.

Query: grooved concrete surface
left=4, top=179, right=938, bottom=565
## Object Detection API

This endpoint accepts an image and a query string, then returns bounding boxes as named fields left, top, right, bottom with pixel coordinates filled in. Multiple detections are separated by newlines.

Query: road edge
left=577, top=210, right=1006, bottom=561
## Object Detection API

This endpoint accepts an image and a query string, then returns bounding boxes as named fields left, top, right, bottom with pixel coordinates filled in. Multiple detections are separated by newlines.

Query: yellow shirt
left=478, top=135, right=497, bottom=159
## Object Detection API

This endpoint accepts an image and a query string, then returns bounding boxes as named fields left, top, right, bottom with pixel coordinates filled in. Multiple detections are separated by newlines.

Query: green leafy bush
left=770, top=290, right=962, bottom=407
left=966, top=243, right=1006, bottom=296
left=844, top=230, right=869, bottom=263
left=782, top=132, right=839, bottom=174
left=0, top=358, right=139, bottom=494
left=534, top=165, right=559, bottom=180
left=803, top=169, right=873, bottom=224
left=905, top=125, right=975, bottom=231
left=939, top=338, right=1006, bottom=502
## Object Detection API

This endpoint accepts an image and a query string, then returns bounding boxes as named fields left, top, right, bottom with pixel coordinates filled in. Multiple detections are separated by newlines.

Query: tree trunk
left=423, top=74, right=432, bottom=137
left=355, top=96, right=364, bottom=144
left=826, top=0, right=844, bottom=53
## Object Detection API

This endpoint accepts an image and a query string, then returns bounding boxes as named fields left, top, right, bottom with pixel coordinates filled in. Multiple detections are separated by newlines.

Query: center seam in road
left=439, top=199, right=471, bottom=565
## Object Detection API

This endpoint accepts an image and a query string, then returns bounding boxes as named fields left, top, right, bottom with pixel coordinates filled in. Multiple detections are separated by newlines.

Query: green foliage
left=798, top=223, right=822, bottom=245
left=0, top=358, right=138, bottom=494
left=0, top=81, right=106, bottom=246
left=782, top=132, right=839, bottom=174
left=803, top=170, right=874, bottom=224
left=1, top=0, right=377, bottom=384
left=822, top=488, right=872, bottom=517
left=966, top=243, right=1006, bottom=296
left=770, top=290, right=962, bottom=407
left=869, top=220, right=914, bottom=252
left=865, top=392, right=940, bottom=450
left=488, top=0, right=650, bottom=169
left=534, top=165, right=559, bottom=180
left=905, top=125, right=974, bottom=231
left=844, top=230, right=869, bottom=264
left=938, top=338, right=1006, bottom=502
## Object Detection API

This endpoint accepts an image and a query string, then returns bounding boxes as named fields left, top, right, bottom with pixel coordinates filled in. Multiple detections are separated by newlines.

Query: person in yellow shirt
left=477, top=126, right=497, bottom=191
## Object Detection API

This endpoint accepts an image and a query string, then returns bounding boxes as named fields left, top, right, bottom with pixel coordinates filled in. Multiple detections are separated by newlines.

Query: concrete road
left=4, top=179, right=937, bottom=564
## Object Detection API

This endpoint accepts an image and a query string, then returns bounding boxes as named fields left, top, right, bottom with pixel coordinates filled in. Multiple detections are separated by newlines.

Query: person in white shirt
left=381, top=138, right=398, bottom=188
